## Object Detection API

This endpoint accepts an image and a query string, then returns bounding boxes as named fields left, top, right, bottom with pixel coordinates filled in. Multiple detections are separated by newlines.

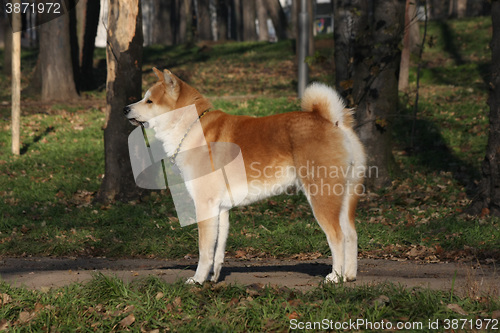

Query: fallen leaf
left=19, top=311, right=34, bottom=324
left=34, top=303, right=44, bottom=312
left=234, top=250, right=247, bottom=259
left=0, top=319, right=9, bottom=331
left=0, top=294, right=12, bottom=306
left=447, top=303, right=468, bottom=316
left=119, top=313, right=135, bottom=327
left=228, top=297, right=239, bottom=307
left=173, top=296, right=182, bottom=308
left=287, top=299, right=303, bottom=307
left=287, top=311, right=300, bottom=320
left=155, top=292, right=164, bottom=300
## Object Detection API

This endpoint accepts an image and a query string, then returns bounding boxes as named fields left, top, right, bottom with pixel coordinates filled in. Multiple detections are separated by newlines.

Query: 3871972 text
left=4, top=2, right=61, bottom=14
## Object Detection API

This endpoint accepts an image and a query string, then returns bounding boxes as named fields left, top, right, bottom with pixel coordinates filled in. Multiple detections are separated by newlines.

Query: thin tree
left=96, top=0, right=144, bottom=203
left=11, top=0, right=21, bottom=155
left=468, top=0, right=500, bottom=217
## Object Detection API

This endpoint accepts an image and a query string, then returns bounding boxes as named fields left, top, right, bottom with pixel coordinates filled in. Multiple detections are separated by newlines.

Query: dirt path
left=1, top=257, right=498, bottom=296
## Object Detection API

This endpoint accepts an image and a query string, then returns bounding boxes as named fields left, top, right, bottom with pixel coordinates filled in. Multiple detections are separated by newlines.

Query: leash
left=169, top=109, right=211, bottom=168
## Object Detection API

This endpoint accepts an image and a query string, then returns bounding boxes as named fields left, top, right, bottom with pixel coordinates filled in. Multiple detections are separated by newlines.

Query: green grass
left=0, top=16, right=500, bottom=331
left=0, top=275, right=498, bottom=331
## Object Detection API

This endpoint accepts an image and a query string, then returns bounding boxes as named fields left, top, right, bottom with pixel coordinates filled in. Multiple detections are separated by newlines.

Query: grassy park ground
left=0, top=17, right=499, bottom=331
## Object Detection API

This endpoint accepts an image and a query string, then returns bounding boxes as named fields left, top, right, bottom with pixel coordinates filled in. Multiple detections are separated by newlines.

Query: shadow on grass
left=20, top=126, right=55, bottom=155
left=393, top=116, right=479, bottom=195
left=437, top=21, right=465, bottom=66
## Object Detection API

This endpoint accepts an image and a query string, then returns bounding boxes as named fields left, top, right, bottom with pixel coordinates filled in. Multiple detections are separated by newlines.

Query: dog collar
left=169, top=109, right=211, bottom=168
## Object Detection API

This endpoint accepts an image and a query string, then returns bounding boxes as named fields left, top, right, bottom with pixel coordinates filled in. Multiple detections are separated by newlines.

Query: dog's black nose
left=123, top=106, right=131, bottom=115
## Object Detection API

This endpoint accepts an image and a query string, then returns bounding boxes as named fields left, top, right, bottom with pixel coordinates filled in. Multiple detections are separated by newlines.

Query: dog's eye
left=146, top=99, right=153, bottom=104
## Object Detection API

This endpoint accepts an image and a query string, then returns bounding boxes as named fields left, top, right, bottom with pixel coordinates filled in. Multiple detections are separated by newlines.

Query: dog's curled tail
left=301, top=83, right=354, bottom=128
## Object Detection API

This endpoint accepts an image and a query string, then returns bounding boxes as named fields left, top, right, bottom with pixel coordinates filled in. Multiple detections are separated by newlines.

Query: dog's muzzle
left=123, top=106, right=145, bottom=127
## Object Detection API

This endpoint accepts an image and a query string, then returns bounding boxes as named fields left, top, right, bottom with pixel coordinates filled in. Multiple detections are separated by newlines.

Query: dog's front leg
left=210, top=210, right=229, bottom=282
left=186, top=215, right=219, bottom=284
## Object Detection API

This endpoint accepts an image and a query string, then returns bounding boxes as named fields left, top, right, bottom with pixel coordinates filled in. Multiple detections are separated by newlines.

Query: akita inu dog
left=123, top=68, right=366, bottom=284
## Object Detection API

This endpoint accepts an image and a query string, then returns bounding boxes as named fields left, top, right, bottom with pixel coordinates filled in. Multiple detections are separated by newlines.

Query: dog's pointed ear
left=162, top=69, right=180, bottom=100
left=162, top=69, right=177, bottom=87
left=152, top=67, right=164, bottom=82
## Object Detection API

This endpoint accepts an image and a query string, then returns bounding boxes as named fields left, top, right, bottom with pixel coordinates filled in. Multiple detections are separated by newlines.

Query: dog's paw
left=325, top=273, right=345, bottom=284
left=185, top=277, right=201, bottom=285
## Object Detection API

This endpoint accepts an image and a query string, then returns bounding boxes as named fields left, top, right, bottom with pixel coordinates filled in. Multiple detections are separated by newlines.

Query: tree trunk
left=242, top=0, right=257, bottom=41
left=469, top=0, right=500, bottom=217
left=3, top=19, right=12, bottom=76
left=429, top=0, right=449, bottom=20
left=176, top=0, right=188, bottom=43
left=232, top=0, right=243, bottom=41
left=256, top=0, right=269, bottom=41
left=449, top=0, right=467, bottom=18
left=409, top=2, right=421, bottom=55
left=152, top=0, right=173, bottom=45
left=96, top=0, right=144, bottom=203
left=333, top=0, right=365, bottom=104
left=265, top=0, right=288, bottom=40
left=197, top=0, right=212, bottom=40
left=68, top=0, right=80, bottom=92
left=351, top=0, right=404, bottom=189
left=79, top=0, right=100, bottom=90
left=217, top=0, right=228, bottom=41
left=39, top=3, right=79, bottom=101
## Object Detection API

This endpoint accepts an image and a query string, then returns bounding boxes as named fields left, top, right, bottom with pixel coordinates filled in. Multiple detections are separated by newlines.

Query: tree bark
left=265, top=0, right=288, bottom=40
left=217, top=0, right=228, bottom=41
left=256, top=0, right=269, bottom=41
left=428, top=0, right=449, bottom=20
left=96, top=0, right=144, bottom=203
left=469, top=0, right=500, bottom=217
left=351, top=0, right=405, bottom=189
left=197, top=0, right=212, bottom=40
left=39, top=2, right=78, bottom=101
left=152, top=0, right=173, bottom=45
left=334, top=0, right=365, bottom=104
left=176, top=0, right=188, bottom=43
left=79, top=0, right=100, bottom=90
left=242, top=0, right=257, bottom=41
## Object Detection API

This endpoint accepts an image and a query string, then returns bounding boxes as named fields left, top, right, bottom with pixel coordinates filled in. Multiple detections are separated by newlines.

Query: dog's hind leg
left=210, top=210, right=229, bottom=282
left=307, top=192, right=345, bottom=283
left=340, top=192, right=359, bottom=282
left=187, top=213, right=220, bottom=284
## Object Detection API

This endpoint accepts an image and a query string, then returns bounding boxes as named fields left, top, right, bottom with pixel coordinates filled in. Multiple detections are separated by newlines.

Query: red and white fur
left=124, top=68, right=366, bottom=284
